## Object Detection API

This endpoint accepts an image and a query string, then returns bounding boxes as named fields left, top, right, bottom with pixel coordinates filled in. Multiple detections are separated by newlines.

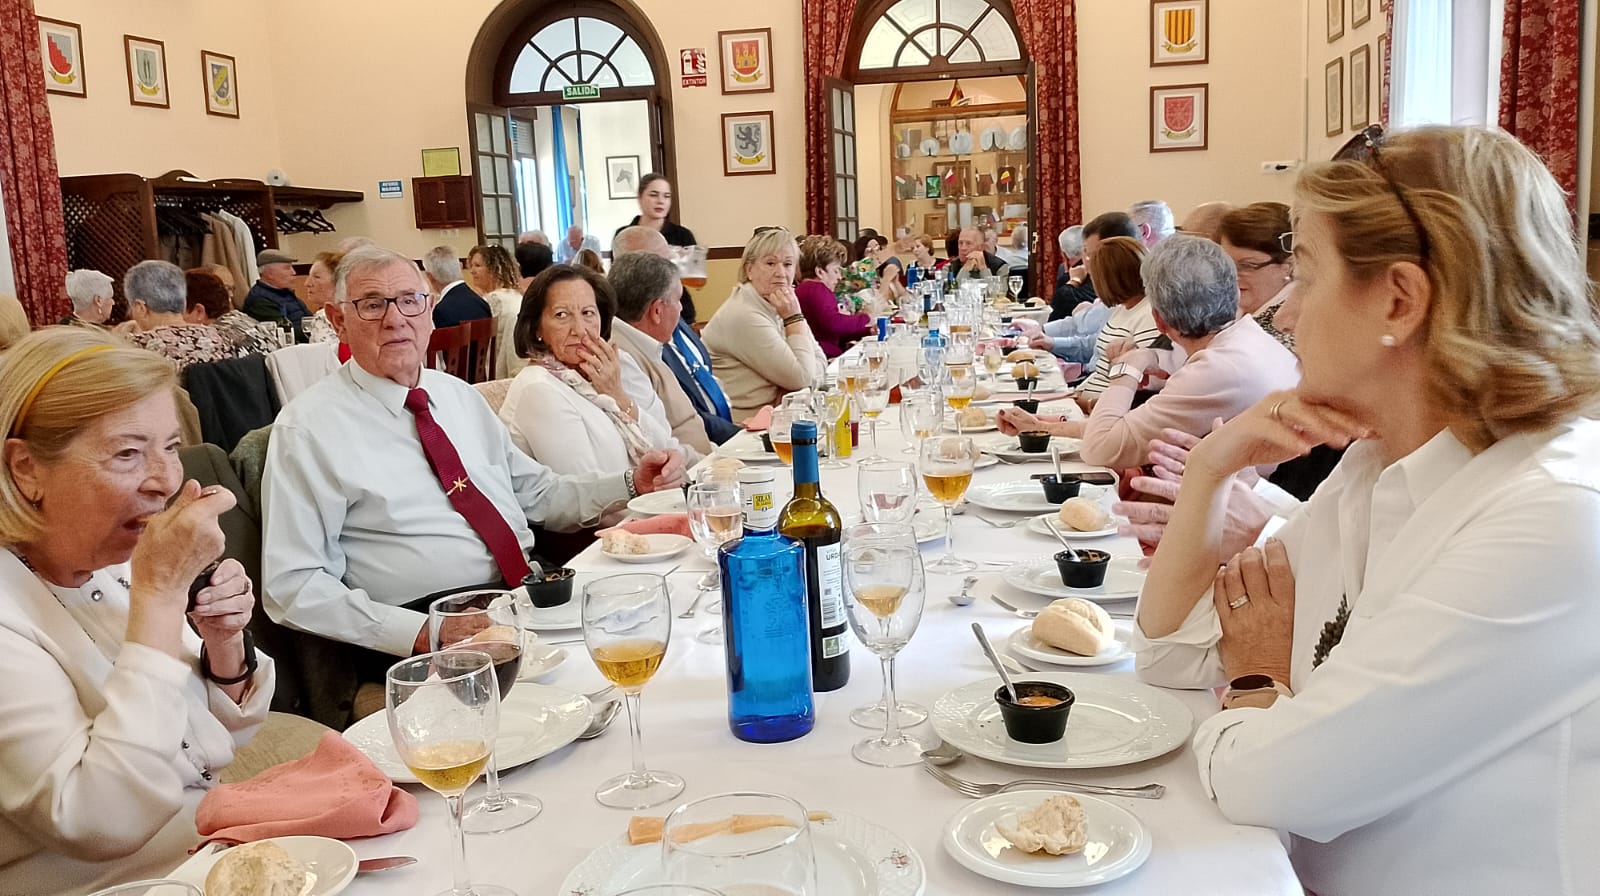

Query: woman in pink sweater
left=794, top=235, right=872, bottom=358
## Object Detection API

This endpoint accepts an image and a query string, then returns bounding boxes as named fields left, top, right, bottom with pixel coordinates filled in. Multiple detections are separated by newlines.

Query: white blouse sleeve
left=1193, top=482, right=1600, bottom=843
left=501, top=369, right=609, bottom=477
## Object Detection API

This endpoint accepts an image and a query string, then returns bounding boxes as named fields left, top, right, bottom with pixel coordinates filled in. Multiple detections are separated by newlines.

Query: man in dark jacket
left=423, top=246, right=492, bottom=328
left=242, top=250, right=311, bottom=339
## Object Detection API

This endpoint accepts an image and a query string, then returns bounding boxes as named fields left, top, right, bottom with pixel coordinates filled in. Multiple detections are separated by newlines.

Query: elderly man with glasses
left=260, top=246, right=685, bottom=699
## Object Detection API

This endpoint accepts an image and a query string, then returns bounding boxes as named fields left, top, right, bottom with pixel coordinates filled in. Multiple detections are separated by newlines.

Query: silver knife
left=356, top=856, right=417, bottom=874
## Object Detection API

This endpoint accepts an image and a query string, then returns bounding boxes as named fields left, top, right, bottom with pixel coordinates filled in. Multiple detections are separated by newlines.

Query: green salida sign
left=562, top=84, right=601, bottom=100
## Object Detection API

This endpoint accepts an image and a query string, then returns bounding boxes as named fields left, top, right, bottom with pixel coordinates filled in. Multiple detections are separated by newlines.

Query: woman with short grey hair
left=61, top=269, right=114, bottom=327
left=123, top=260, right=245, bottom=371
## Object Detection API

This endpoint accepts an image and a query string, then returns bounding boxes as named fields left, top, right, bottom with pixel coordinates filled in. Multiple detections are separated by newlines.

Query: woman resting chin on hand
left=0, top=329, right=274, bottom=895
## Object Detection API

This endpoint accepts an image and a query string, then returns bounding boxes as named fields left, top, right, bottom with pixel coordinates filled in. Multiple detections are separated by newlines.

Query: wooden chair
left=426, top=324, right=472, bottom=379
left=463, top=316, right=498, bottom=384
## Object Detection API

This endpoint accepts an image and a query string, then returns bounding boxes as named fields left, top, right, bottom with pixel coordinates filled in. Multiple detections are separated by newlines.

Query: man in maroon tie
left=261, top=245, right=685, bottom=675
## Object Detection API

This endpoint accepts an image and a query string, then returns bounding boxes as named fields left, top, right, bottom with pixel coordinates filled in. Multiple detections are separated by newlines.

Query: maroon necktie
left=404, top=386, right=532, bottom=587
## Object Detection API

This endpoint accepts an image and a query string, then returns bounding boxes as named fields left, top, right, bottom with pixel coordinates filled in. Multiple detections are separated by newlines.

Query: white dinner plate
left=1007, top=126, right=1028, bottom=150
left=896, top=142, right=912, bottom=159
left=343, top=684, right=591, bottom=783
left=930, top=671, right=1193, bottom=769
left=168, top=837, right=358, bottom=896
left=920, top=137, right=941, bottom=157
left=965, top=480, right=1060, bottom=514
left=627, top=490, right=686, bottom=517
left=979, top=127, right=1005, bottom=151
left=716, top=440, right=785, bottom=463
left=1005, top=623, right=1132, bottom=668
left=518, top=633, right=568, bottom=681
left=943, top=415, right=998, bottom=433
left=1025, top=513, right=1119, bottom=540
left=914, top=510, right=945, bottom=544
left=949, top=131, right=975, bottom=155
left=602, top=533, right=694, bottom=564
left=516, top=592, right=580, bottom=631
left=943, top=791, right=1152, bottom=888
left=559, top=811, right=927, bottom=896
left=974, top=434, right=1082, bottom=463
left=1003, top=556, right=1146, bottom=602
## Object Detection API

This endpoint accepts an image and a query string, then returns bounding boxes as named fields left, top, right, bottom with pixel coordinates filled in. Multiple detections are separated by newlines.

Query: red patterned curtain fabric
left=1010, top=0, right=1082, bottom=292
left=1498, top=0, right=1581, bottom=199
left=0, top=0, right=69, bottom=325
left=1379, top=1, right=1395, bottom=124
left=803, top=0, right=857, bottom=236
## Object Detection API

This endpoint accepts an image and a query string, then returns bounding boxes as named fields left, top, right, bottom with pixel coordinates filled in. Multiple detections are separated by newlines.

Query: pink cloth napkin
left=601, top=513, right=692, bottom=538
left=195, top=732, right=418, bottom=844
left=742, top=405, right=774, bottom=431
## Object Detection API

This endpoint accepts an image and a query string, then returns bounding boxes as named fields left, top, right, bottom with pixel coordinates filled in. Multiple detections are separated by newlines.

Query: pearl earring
left=1380, top=334, right=1397, bottom=347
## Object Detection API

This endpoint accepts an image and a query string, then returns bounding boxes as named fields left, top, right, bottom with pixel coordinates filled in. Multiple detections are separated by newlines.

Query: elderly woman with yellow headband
left=0, top=329, right=273, bottom=893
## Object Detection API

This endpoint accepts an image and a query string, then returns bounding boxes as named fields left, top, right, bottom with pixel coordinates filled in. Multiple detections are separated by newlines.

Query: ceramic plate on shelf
left=920, top=137, right=941, bottom=157
left=626, top=490, right=686, bottom=517
left=979, top=127, right=1005, bottom=151
left=1024, top=513, right=1119, bottom=540
left=896, top=143, right=912, bottom=159
left=1003, top=556, right=1146, bottom=602
left=949, top=131, right=975, bottom=155
left=559, top=812, right=927, bottom=896
left=343, top=685, right=591, bottom=783
left=167, top=837, right=358, bottom=896
left=1005, top=623, right=1132, bottom=668
left=930, top=671, right=1192, bottom=769
left=943, top=791, right=1152, bottom=888
left=602, top=533, right=694, bottom=564
left=1007, top=127, right=1028, bottom=150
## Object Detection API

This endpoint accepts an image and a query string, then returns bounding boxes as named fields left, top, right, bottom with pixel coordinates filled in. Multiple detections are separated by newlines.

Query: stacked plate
left=1002, top=556, right=1147, bottom=603
left=972, top=434, right=1082, bottom=462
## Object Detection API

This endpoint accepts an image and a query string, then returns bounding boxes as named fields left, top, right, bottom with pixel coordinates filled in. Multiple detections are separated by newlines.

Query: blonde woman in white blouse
left=466, top=244, right=527, bottom=379
left=0, top=328, right=273, bottom=894
left=701, top=228, right=826, bottom=421
left=1132, top=126, right=1600, bottom=896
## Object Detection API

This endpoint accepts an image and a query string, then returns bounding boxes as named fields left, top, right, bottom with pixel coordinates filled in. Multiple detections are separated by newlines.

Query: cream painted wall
left=1304, top=0, right=1385, bottom=162
left=1075, top=0, right=1305, bottom=224
left=575, top=100, right=654, bottom=249
left=39, top=0, right=283, bottom=181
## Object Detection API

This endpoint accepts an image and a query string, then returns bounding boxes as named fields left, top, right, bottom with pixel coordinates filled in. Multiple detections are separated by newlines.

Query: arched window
left=508, top=15, right=655, bottom=93
left=858, top=0, right=1022, bottom=72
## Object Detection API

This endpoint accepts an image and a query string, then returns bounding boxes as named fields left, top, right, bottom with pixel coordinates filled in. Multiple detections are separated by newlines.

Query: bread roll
left=705, top=456, right=745, bottom=484
left=601, top=531, right=653, bottom=556
left=973, top=381, right=994, bottom=400
left=1004, top=349, right=1034, bottom=363
left=996, top=794, right=1088, bottom=855
left=957, top=406, right=988, bottom=428
left=204, top=840, right=312, bottom=896
left=1032, top=598, right=1115, bottom=656
left=1058, top=496, right=1111, bottom=532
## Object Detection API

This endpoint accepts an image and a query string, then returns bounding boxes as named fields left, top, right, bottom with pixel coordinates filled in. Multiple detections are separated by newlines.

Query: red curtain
left=1379, top=1, right=1395, bottom=125
left=0, top=0, right=69, bottom=324
left=802, top=0, right=857, bottom=237
left=1498, top=0, right=1581, bottom=199
left=1011, top=0, right=1082, bottom=292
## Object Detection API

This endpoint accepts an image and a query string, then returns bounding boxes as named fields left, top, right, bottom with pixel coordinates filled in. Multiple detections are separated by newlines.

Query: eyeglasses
left=1234, top=257, right=1284, bottom=273
left=1360, top=130, right=1433, bottom=267
left=343, top=292, right=430, bottom=321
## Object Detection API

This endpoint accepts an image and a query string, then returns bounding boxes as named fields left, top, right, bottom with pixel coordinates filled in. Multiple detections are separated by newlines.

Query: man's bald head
left=613, top=226, right=672, bottom=259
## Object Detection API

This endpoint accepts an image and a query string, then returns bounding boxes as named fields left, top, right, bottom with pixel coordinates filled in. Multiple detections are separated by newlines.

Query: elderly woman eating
left=0, top=328, right=272, bottom=894
left=701, top=228, right=827, bottom=421
left=499, top=266, right=685, bottom=507
left=123, top=260, right=246, bottom=370
left=1133, top=126, right=1600, bottom=895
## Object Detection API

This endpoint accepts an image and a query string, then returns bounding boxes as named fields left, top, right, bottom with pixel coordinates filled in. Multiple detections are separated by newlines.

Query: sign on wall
left=378, top=180, right=404, bottom=199
left=563, top=84, right=601, bottom=101
left=680, top=48, right=708, bottom=88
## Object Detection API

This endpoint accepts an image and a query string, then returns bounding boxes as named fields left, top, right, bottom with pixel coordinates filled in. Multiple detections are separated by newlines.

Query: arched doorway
left=464, top=0, right=675, bottom=252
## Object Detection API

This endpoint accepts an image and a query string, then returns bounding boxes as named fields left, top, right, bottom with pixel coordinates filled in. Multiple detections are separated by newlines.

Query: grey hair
left=1141, top=235, right=1238, bottom=339
left=1057, top=226, right=1085, bottom=259
left=613, top=226, right=671, bottom=258
left=1010, top=224, right=1029, bottom=249
left=518, top=230, right=550, bottom=246
left=64, top=269, right=114, bottom=311
left=422, top=246, right=463, bottom=284
left=609, top=252, right=680, bottom=322
left=1129, top=200, right=1176, bottom=242
left=123, top=260, right=186, bottom=314
left=336, top=236, right=376, bottom=254
left=334, top=246, right=423, bottom=303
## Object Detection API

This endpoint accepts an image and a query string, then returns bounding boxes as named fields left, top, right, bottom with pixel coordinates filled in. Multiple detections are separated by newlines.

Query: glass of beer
left=941, top=364, right=977, bottom=433
left=582, top=573, right=684, bottom=809
left=920, top=436, right=978, bottom=573
left=386, top=651, right=512, bottom=896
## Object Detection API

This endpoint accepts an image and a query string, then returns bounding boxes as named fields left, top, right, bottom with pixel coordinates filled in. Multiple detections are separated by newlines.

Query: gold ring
left=1229, top=596, right=1249, bottom=610
left=1270, top=400, right=1286, bottom=421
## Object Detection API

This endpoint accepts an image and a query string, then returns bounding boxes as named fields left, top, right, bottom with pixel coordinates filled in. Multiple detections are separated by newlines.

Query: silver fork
left=993, top=594, right=1134, bottom=620
left=922, top=761, right=1165, bottom=800
left=975, top=513, right=1027, bottom=529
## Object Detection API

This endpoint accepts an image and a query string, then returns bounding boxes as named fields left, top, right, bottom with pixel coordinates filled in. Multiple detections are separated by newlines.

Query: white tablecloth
left=312, top=407, right=1298, bottom=896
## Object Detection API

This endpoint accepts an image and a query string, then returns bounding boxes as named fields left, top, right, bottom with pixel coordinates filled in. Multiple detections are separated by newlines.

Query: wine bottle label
left=817, top=542, right=845, bottom=628
left=822, top=631, right=849, bottom=659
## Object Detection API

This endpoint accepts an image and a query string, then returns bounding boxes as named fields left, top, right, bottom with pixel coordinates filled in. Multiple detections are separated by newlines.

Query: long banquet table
left=308, top=399, right=1299, bottom=895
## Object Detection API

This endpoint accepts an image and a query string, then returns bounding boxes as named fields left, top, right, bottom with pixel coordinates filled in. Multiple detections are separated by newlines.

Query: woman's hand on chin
left=765, top=285, right=801, bottom=318
left=1186, top=391, right=1370, bottom=483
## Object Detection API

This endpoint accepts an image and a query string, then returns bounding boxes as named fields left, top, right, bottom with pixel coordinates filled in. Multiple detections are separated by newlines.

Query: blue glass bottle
left=719, top=467, right=815, bottom=743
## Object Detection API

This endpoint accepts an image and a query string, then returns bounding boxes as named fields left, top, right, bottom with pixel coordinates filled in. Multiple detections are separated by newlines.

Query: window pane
left=940, top=0, right=989, bottom=30
left=490, top=119, right=508, bottom=154
left=912, top=27, right=940, bottom=58
left=495, top=157, right=512, bottom=195
left=843, top=91, right=854, bottom=127
left=475, top=114, right=492, bottom=148
left=936, top=26, right=966, bottom=58
left=591, top=60, right=621, bottom=88
left=831, top=88, right=842, bottom=123
left=509, top=47, right=544, bottom=93
left=948, top=37, right=982, bottom=64
left=859, top=21, right=901, bottom=69
left=844, top=135, right=855, bottom=175
left=896, top=42, right=931, bottom=67
left=887, top=0, right=937, bottom=33
left=970, top=8, right=1022, bottom=61
left=498, top=198, right=515, bottom=232
left=532, top=19, right=579, bottom=62
left=834, top=132, right=845, bottom=171
left=543, top=64, right=573, bottom=91
left=578, top=17, right=623, bottom=52
left=609, top=39, right=654, bottom=86
left=483, top=197, right=499, bottom=230
left=478, top=153, right=496, bottom=192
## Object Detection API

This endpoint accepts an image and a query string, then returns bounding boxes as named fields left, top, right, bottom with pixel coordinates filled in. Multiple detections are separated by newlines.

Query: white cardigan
left=0, top=555, right=274, bottom=894
left=701, top=283, right=827, bottom=422
left=1135, top=419, right=1600, bottom=896
left=498, top=358, right=678, bottom=479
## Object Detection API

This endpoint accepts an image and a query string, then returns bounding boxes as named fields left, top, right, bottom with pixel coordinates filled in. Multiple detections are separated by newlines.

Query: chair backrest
left=463, top=316, right=498, bottom=384
left=472, top=378, right=514, bottom=414
left=426, top=324, right=472, bottom=379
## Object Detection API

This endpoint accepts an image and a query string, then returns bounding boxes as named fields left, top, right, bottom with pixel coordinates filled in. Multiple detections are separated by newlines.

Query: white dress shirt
left=1135, top=419, right=1600, bottom=896
left=499, top=358, right=681, bottom=477
left=0, top=557, right=273, bottom=895
left=261, top=363, right=630, bottom=656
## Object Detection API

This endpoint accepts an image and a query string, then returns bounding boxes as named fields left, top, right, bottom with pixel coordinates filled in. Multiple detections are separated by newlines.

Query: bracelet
left=623, top=469, right=639, bottom=499
left=782, top=313, right=805, bottom=327
left=200, top=630, right=257, bottom=686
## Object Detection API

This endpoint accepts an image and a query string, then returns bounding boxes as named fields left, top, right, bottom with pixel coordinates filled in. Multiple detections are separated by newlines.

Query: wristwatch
left=1108, top=362, right=1138, bottom=382
left=623, top=469, right=639, bottom=499
left=1221, top=673, right=1292, bottom=710
left=200, top=630, right=257, bottom=685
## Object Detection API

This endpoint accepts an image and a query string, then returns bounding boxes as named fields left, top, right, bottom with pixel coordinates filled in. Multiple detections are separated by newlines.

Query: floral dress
left=126, top=325, right=247, bottom=370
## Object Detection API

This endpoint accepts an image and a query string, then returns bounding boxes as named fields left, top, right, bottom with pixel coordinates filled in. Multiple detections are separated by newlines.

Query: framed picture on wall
left=201, top=50, right=239, bottom=118
left=38, top=17, right=86, bottom=97
left=1352, top=0, right=1372, bottom=28
left=606, top=155, right=641, bottom=199
left=1327, top=0, right=1345, bottom=42
left=124, top=35, right=169, bottom=108
left=718, top=28, right=774, bottom=94
left=721, top=111, right=775, bottom=176
left=1150, top=1, right=1209, bottom=66
left=1377, top=34, right=1389, bottom=120
left=1325, top=57, right=1345, bottom=137
left=1349, top=44, right=1371, bottom=129
left=1149, top=83, right=1208, bottom=152
left=924, top=175, right=942, bottom=201
left=922, top=213, right=946, bottom=239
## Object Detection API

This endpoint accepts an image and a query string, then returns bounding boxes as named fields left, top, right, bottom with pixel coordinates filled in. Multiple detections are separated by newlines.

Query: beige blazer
left=701, top=283, right=826, bottom=422
left=612, top=320, right=714, bottom=455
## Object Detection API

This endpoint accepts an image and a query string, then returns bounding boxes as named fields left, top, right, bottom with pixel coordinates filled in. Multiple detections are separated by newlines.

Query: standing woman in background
left=617, top=174, right=699, bottom=324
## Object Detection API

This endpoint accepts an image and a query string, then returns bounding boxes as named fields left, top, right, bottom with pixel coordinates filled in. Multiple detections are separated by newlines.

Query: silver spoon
left=1043, top=516, right=1079, bottom=562
left=949, top=575, right=980, bottom=607
left=1051, top=443, right=1063, bottom=481
left=971, top=622, right=1020, bottom=703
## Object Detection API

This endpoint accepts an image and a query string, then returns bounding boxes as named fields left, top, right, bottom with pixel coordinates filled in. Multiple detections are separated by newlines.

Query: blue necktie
left=672, top=328, right=732, bottom=421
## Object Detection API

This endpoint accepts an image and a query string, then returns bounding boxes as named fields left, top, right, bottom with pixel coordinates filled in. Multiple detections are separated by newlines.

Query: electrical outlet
left=1260, top=160, right=1300, bottom=174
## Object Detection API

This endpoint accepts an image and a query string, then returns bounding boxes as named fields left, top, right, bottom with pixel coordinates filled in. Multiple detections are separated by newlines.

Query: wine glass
left=1008, top=275, right=1024, bottom=301
left=941, top=364, right=977, bottom=433
left=819, top=391, right=852, bottom=469
left=582, top=573, right=683, bottom=809
left=768, top=406, right=801, bottom=465
left=842, top=523, right=926, bottom=765
left=857, top=460, right=918, bottom=525
left=982, top=344, right=1005, bottom=379
left=856, top=370, right=891, bottom=461
left=861, top=339, right=889, bottom=374
left=613, top=887, right=727, bottom=896
left=427, top=590, right=541, bottom=834
left=899, top=390, right=941, bottom=455
left=662, top=792, right=817, bottom=895
left=686, top=482, right=741, bottom=645
left=387, top=651, right=513, bottom=896
left=920, top=436, right=978, bottom=573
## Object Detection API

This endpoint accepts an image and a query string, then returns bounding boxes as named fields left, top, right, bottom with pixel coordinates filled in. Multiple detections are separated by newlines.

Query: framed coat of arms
left=718, top=29, right=774, bottom=94
left=722, top=111, right=776, bottom=176
left=1150, top=1, right=1209, bottom=66
left=1150, top=83, right=1208, bottom=152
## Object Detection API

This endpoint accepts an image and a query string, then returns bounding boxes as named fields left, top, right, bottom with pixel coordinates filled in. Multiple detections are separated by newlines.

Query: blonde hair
left=738, top=229, right=799, bottom=284
left=1294, top=125, right=1600, bottom=450
left=0, top=296, right=31, bottom=351
left=0, top=328, right=177, bottom=543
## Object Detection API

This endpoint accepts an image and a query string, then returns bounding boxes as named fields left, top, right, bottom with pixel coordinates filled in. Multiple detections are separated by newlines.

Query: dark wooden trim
left=890, top=100, right=1028, bottom=123
left=846, top=0, right=1028, bottom=84
left=706, top=246, right=745, bottom=260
